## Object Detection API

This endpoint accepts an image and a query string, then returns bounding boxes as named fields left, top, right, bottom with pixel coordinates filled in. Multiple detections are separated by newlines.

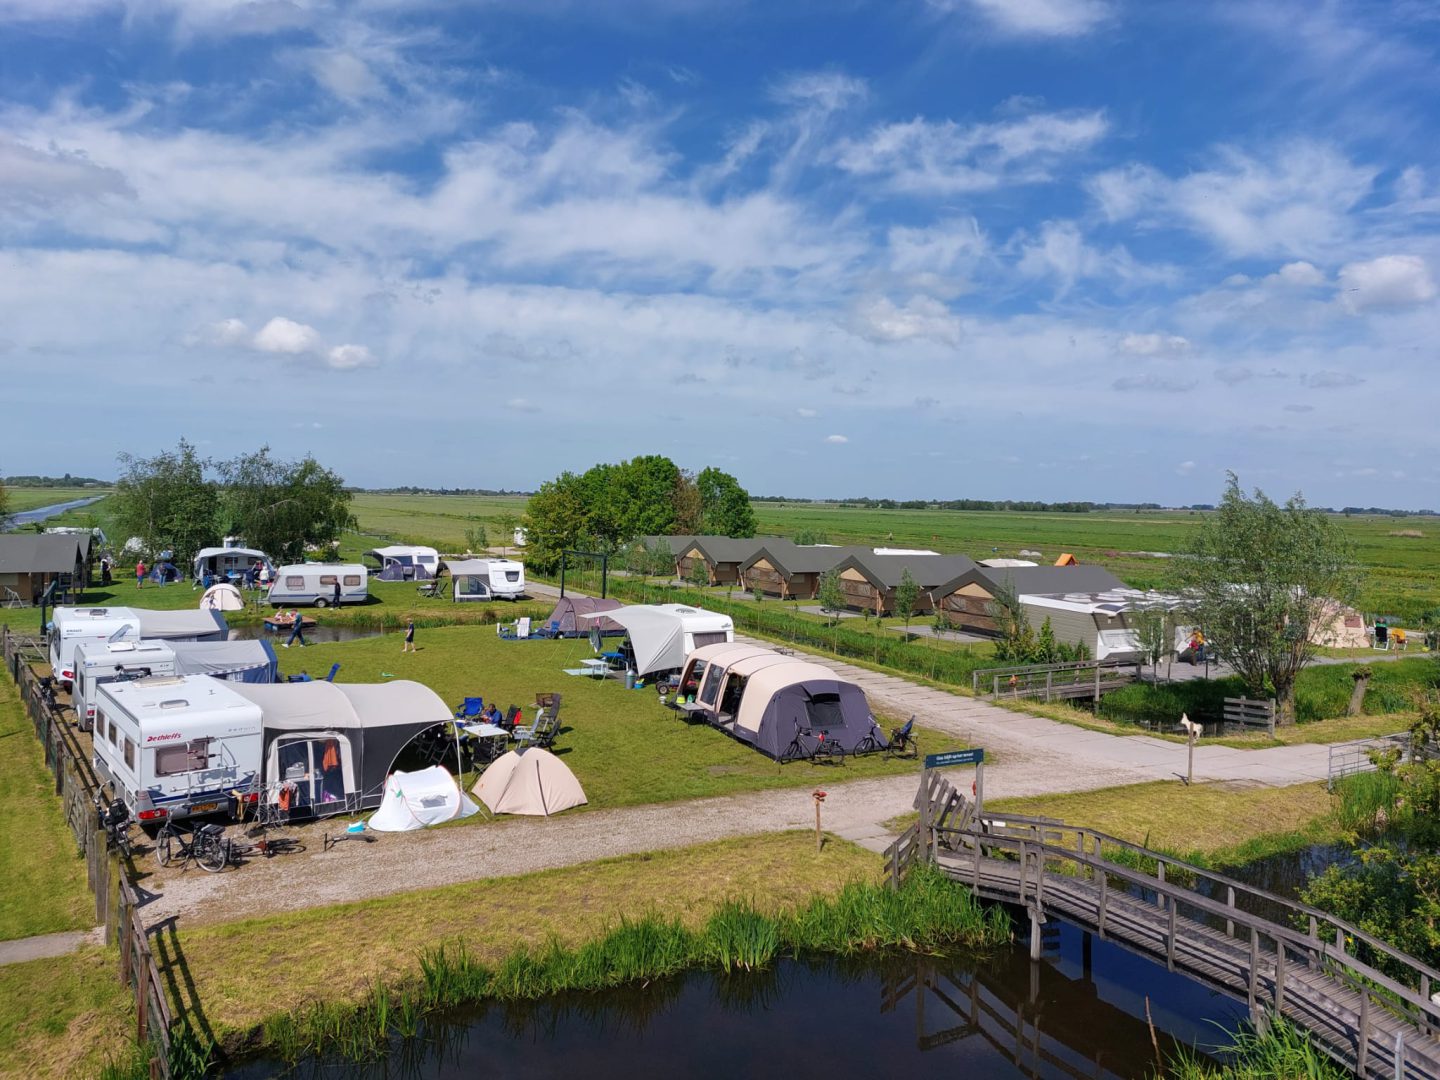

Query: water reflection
left=225, top=923, right=1240, bottom=1080
left=227, top=624, right=384, bottom=644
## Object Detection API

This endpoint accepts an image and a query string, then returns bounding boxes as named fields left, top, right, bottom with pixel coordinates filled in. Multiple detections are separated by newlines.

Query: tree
left=687, top=555, right=711, bottom=590
left=493, top=511, right=520, bottom=556
left=112, top=439, right=220, bottom=566
left=1035, top=617, right=1060, bottom=665
left=794, top=529, right=830, bottom=546
left=672, top=470, right=703, bottom=535
left=0, top=476, right=10, bottom=532
left=465, top=522, right=488, bottom=554
left=817, top=568, right=846, bottom=624
left=522, top=471, right=591, bottom=570
left=894, top=567, right=920, bottom=636
left=1175, top=475, right=1358, bottom=724
left=219, top=449, right=354, bottom=565
left=987, top=576, right=1035, bottom=663
left=697, top=467, right=756, bottom=537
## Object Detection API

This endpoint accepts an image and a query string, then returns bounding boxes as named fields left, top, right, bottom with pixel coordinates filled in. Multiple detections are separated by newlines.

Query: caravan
left=365, top=546, right=440, bottom=581
left=193, top=546, right=273, bottom=583
left=49, top=607, right=141, bottom=689
left=266, top=564, right=369, bottom=607
left=73, top=641, right=178, bottom=730
left=444, top=559, right=526, bottom=601
left=92, top=675, right=265, bottom=823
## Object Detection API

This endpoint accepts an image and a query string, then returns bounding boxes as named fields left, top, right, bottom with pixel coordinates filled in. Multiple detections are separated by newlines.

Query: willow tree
left=1175, top=475, right=1357, bottom=725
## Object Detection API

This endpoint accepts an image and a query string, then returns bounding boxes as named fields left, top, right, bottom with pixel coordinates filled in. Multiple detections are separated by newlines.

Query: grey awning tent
left=228, top=680, right=453, bottom=810
left=546, top=596, right=624, bottom=636
left=135, top=608, right=229, bottom=641
left=577, top=604, right=733, bottom=676
left=367, top=545, right=439, bottom=581
left=170, top=639, right=279, bottom=684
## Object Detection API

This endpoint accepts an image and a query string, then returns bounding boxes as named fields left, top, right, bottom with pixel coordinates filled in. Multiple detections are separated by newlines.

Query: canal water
left=9, top=495, right=105, bottom=526
left=225, top=921, right=1245, bottom=1079
left=227, top=623, right=385, bottom=645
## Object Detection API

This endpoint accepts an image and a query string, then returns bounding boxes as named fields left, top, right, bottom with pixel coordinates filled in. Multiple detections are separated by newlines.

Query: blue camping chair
left=454, top=696, right=485, bottom=720
left=886, top=716, right=918, bottom=758
left=325, top=663, right=341, bottom=682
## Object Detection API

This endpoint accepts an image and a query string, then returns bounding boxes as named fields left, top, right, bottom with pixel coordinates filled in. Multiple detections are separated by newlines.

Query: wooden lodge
left=829, top=553, right=977, bottom=616
left=0, top=533, right=91, bottom=605
left=740, top=542, right=867, bottom=600
left=931, top=564, right=1127, bottom=635
left=675, top=536, right=769, bottom=586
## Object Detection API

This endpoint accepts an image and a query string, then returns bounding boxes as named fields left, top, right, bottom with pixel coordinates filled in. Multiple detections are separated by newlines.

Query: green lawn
left=3, top=486, right=112, bottom=514
left=0, top=677, right=94, bottom=941
left=275, top=623, right=931, bottom=810
left=0, top=946, right=141, bottom=1079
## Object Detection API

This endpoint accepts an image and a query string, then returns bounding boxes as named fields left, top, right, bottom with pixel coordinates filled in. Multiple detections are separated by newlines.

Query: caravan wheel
left=314, top=598, right=329, bottom=608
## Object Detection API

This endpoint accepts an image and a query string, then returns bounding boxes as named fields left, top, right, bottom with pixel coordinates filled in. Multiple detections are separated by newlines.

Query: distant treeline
left=754, top=497, right=1165, bottom=513
left=354, top=486, right=534, bottom=497
left=3, top=474, right=111, bottom=487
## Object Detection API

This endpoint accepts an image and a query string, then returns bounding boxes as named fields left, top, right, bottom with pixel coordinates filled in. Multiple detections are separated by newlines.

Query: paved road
left=0, top=927, right=104, bottom=966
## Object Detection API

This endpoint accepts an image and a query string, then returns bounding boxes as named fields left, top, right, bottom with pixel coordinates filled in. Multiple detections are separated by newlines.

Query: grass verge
left=0, top=675, right=94, bottom=941
left=0, top=946, right=141, bottom=1079
left=1166, top=1014, right=1347, bottom=1080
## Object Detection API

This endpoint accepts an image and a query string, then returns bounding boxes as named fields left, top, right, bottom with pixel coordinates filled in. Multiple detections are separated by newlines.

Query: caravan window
left=155, top=739, right=212, bottom=777
left=343, top=575, right=362, bottom=586
left=95, top=710, right=106, bottom=741
left=123, top=738, right=135, bottom=769
left=693, top=631, right=728, bottom=649
left=286, top=576, right=305, bottom=588
left=319, top=575, right=338, bottom=585
left=108, top=722, right=120, bottom=747
left=504, top=570, right=520, bottom=582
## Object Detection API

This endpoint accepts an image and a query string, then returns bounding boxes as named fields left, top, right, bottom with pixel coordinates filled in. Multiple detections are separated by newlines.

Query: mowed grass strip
left=275, top=623, right=933, bottom=809
left=0, top=946, right=140, bottom=1080
left=176, top=831, right=878, bottom=1040
left=0, top=677, right=94, bottom=941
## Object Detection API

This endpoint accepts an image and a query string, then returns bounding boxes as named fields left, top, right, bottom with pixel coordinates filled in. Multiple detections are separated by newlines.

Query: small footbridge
left=887, top=772, right=1440, bottom=1079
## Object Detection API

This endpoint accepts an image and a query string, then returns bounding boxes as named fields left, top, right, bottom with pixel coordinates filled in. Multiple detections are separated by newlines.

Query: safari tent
left=1018, top=589, right=1191, bottom=661
left=677, top=643, right=882, bottom=759
left=368, top=767, right=481, bottom=831
left=1311, top=600, right=1369, bottom=649
left=545, top=596, right=624, bottom=636
left=579, top=603, right=734, bottom=676
left=200, top=582, right=245, bottom=611
left=170, top=639, right=280, bottom=683
left=473, top=748, right=586, bottom=816
left=366, top=545, right=440, bottom=581
left=0, top=533, right=90, bottom=605
left=227, top=680, right=454, bottom=814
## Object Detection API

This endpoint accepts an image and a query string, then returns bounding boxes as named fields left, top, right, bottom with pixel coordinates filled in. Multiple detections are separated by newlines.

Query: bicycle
left=154, top=819, right=230, bottom=873
left=94, top=791, right=133, bottom=858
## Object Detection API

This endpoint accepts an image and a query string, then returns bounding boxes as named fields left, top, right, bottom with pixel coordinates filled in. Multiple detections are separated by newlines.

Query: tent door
left=271, top=734, right=353, bottom=811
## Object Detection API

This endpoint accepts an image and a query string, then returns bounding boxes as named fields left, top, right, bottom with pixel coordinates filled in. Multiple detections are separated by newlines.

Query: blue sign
left=925, top=748, right=984, bottom=769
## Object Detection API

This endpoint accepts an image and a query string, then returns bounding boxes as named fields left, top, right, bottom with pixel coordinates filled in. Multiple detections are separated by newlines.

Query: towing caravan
left=73, top=641, right=178, bottom=730
left=92, top=676, right=264, bottom=823
left=49, top=607, right=141, bottom=689
left=365, top=545, right=440, bottom=581
left=444, top=558, right=526, bottom=601
left=266, top=564, right=368, bottom=607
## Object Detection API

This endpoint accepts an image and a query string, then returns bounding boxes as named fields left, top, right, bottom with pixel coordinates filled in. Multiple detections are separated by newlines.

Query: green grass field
left=3, top=486, right=111, bottom=514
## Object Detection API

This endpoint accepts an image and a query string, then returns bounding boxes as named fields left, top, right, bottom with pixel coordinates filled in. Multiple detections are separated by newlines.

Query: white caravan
left=193, top=546, right=273, bottom=582
left=266, top=564, right=369, bottom=607
left=49, top=607, right=141, bottom=689
left=92, top=675, right=264, bottom=823
left=444, top=558, right=526, bottom=601
left=72, top=641, right=178, bottom=730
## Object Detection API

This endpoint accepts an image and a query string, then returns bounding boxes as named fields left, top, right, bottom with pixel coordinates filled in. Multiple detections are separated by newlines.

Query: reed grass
left=1163, top=1014, right=1346, bottom=1079
left=1331, top=769, right=1405, bottom=835
left=258, top=865, right=1008, bottom=1065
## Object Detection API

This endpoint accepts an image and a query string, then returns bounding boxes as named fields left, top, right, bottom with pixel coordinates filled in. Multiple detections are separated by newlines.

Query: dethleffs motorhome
left=443, top=558, right=527, bottom=601
left=49, top=607, right=141, bottom=689
left=265, top=563, right=368, bottom=607
left=93, top=675, right=264, bottom=823
left=72, top=640, right=178, bottom=730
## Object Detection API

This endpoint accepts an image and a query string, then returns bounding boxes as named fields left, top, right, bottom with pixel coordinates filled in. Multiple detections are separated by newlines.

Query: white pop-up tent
left=578, top=603, right=734, bottom=676
left=200, top=583, right=245, bottom=611
left=473, top=748, right=586, bottom=816
left=368, top=766, right=481, bottom=831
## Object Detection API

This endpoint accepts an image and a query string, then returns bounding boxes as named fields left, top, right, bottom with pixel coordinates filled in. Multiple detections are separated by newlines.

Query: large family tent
left=136, top=608, right=230, bottom=642
left=227, top=680, right=453, bottom=815
left=366, top=545, right=440, bottom=581
left=473, top=748, right=586, bottom=816
left=200, top=582, right=245, bottom=611
left=578, top=603, right=733, bottom=676
left=170, top=639, right=279, bottom=683
left=546, top=596, right=624, bottom=637
left=677, top=643, right=883, bottom=759
left=368, top=766, right=481, bottom=831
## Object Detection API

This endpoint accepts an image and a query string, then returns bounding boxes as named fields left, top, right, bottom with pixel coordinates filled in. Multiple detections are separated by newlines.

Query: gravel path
left=136, top=615, right=1333, bottom=930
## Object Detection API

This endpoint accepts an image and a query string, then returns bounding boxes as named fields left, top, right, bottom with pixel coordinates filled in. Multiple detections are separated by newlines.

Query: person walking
left=402, top=618, right=416, bottom=653
left=332, top=579, right=341, bottom=608
left=135, top=559, right=146, bottom=589
left=284, top=611, right=308, bottom=649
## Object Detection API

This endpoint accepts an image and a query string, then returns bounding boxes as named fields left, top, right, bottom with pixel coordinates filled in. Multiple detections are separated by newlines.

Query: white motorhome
left=444, top=558, right=526, bottom=601
left=72, top=641, right=178, bottom=730
left=49, top=607, right=141, bottom=689
left=266, top=564, right=368, bottom=607
left=92, top=675, right=264, bottom=823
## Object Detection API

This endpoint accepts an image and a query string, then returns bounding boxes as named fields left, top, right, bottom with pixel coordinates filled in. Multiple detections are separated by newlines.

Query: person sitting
left=481, top=703, right=504, bottom=726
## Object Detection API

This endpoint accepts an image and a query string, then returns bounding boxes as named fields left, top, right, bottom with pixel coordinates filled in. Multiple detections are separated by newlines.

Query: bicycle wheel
left=154, top=828, right=175, bottom=868
left=198, top=836, right=229, bottom=873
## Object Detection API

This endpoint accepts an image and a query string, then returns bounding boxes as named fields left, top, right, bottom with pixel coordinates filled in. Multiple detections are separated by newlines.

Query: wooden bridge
left=887, top=772, right=1440, bottom=1079
left=971, top=659, right=1141, bottom=703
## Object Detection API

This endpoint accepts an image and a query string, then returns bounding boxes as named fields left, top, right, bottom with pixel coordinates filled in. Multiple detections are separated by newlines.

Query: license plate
left=190, top=802, right=220, bottom=814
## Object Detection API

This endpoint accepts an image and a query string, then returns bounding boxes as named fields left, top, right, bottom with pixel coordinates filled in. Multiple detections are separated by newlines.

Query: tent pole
left=454, top=723, right=463, bottom=781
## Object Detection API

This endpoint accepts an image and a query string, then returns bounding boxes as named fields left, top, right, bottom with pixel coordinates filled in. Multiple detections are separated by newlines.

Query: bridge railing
left=970, top=659, right=1140, bottom=702
left=933, top=810, right=1440, bottom=1071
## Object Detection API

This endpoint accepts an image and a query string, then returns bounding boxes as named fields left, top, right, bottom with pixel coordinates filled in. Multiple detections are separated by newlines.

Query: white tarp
left=200, top=583, right=245, bottom=611
left=578, top=604, right=734, bottom=675
left=368, top=766, right=480, bottom=831
left=473, top=748, right=586, bottom=816
left=136, top=608, right=229, bottom=641
left=170, top=640, right=278, bottom=682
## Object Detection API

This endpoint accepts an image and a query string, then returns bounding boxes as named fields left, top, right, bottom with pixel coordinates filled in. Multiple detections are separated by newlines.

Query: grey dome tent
left=545, top=596, right=624, bottom=637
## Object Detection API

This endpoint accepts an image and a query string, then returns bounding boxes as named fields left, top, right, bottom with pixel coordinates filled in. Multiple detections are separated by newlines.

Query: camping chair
left=454, top=696, right=485, bottom=721
left=1, top=587, right=27, bottom=609
left=513, top=706, right=561, bottom=750
left=325, top=663, right=341, bottom=682
left=886, top=716, right=918, bottom=759
left=503, top=705, right=521, bottom=732
left=417, top=577, right=446, bottom=599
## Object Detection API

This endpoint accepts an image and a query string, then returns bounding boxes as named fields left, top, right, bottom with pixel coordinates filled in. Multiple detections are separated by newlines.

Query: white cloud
left=326, top=344, right=376, bottom=370
left=1016, top=220, right=1174, bottom=295
left=833, top=109, right=1107, bottom=195
left=824, top=434, right=849, bottom=444
left=253, top=316, right=322, bottom=354
left=1267, top=261, right=1327, bottom=288
left=850, top=295, right=962, bottom=345
left=193, top=317, right=249, bottom=347
left=1176, top=460, right=1196, bottom=474
left=1337, top=254, right=1436, bottom=313
left=1112, top=373, right=1195, bottom=393
left=934, top=0, right=1112, bottom=37
left=309, top=50, right=385, bottom=102
left=507, top=397, right=541, bottom=413
left=1120, top=332, right=1189, bottom=356
left=796, top=407, right=818, bottom=418
left=770, top=71, right=867, bottom=112
left=1302, top=370, right=1364, bottom=389
left=0, top=137, right=131, bottom=209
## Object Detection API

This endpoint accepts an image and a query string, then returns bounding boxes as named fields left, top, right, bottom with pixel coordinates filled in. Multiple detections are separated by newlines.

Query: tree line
left=111, top=440, right=355, bottom=567
left=523, top=456, right=755, bottom=569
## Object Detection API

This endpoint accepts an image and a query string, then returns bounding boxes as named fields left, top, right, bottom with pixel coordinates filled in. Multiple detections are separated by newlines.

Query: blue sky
left=1, top=0, right=1438, bottom=507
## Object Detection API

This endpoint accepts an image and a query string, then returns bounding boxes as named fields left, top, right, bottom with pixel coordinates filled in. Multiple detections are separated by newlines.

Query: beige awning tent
left=473, top=747, right=587, bottom=816
left=1311, top=599, right=1369, bottom=648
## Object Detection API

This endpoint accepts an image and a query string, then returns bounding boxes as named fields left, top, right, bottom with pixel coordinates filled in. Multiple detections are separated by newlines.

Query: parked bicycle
left=154, top=818, right=230, bottom=873
left=94, top=791, right=133, bottom=858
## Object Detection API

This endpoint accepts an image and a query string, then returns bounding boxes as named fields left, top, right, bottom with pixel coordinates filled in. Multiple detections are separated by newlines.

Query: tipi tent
left=200, top=582, right=245, bottom=611
left=546, top=596, right=624, bottom=637
left=368, top=766, right=481, bottom=831
left=473, top=748, right=587, bottom=816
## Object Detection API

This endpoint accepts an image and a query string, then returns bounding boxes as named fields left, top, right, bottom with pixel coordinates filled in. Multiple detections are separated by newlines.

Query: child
left=402, top=618, right=416, bottom=653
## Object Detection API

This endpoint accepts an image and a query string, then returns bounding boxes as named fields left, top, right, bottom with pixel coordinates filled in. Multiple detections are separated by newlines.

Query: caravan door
left=269, top=734, right=355, bottom=812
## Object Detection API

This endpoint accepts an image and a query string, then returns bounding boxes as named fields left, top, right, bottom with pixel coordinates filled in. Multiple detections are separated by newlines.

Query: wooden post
left=1226, top=886, right=1236, bottom=939
left=974, top=760, right=985, bottom=819
left=1166, top=903, right=1176, bottom=972
left=1248, top=927, right=1259, bottom=1012
left=1358, top=987, right=1369, bottom=1075
left=1395, top=1030, right=1405, bottom=1080
left=1097, top=868, right=1108, bottom=939
left=812, top=789, right=826, bottom=854
left=1029, top=906, right=1042, bottom=961
left=917, top=768, right=931, bottom=864
left=1157, top=860, right=1166, bottom=911
left=1274, top=942, right=1285, bottom=1013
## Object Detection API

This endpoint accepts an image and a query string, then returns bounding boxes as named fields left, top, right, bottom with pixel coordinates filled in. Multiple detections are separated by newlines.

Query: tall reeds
left=260, top=866, right=1008, bottom=1064
left=1162, top=1014, right=1346, bottom=1080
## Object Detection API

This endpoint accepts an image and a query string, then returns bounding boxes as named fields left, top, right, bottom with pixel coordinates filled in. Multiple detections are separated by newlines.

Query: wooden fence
left=971, top=658, right=1141, bottom=703
left=2, top=624, right=173, bottom=1077
left=1223, top=696, right=1277, bottom=736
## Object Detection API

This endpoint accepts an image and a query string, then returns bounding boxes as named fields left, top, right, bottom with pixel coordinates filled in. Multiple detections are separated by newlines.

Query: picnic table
left=580, top=658, right=612, bottom=678
left=674, top=701, right=709, bottom=717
